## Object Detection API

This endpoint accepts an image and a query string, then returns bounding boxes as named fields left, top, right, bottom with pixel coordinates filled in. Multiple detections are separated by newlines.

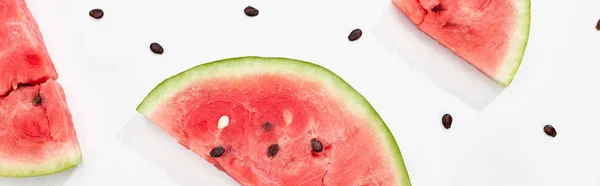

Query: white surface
left=1, top=0, right=600, bottom=185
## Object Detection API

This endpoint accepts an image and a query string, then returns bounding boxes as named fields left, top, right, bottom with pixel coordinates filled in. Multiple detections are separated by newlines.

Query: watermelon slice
left=0, top=0, right=58, bottom=96
left=0, top=79, right=81, bottom=177
left=137, top=57, right=411, bottom=185
left=392, top=0, right=531, bottom=86
left=0, top=0, right=82, bottom=177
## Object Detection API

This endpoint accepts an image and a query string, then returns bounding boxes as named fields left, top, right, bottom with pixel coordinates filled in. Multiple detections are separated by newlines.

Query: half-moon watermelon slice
left=392, top=0, right=531, bottom=86
left=137, top=56, right=411, bottom=185
left=0, top=79, right=81, bottom=177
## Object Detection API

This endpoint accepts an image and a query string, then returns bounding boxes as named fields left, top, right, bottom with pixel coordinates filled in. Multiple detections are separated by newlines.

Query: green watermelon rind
left=495, top=0, right=531, bottom=86
left=0, top=147, right=81, bottom=178
left=136, top=56, right=412, bottom=186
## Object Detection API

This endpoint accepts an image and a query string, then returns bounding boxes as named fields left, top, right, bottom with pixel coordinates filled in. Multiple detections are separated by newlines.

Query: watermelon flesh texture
left=392, top=0, right=530, bottom=86
left=0, top=0, right=58, bottom=96
left=137, top=57, right=411, bottom=186
left=0, top=0, right=81, bottom=177
left=0, top=79, right=81, bottom=177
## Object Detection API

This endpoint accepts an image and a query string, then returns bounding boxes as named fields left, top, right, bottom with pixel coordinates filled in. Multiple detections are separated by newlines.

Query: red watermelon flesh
left=0, top=79, right=81, bottom=177
left=0, top=0, right=58, bottom=96
left=137, top=57, right=411, bottom=185
left=0, top=0, right=81, bottom=177
left=392, top=0, right=531, bottom=86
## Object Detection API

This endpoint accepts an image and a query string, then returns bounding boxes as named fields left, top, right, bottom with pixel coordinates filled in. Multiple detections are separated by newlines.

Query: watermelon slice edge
left=0, top=146, right=81, bottom=178
left=498, top=0, right=531, bottom=86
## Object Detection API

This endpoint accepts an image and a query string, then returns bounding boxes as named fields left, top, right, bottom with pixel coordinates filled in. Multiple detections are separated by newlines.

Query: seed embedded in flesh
left=32, top=93, right=42, bottom=106
left=262, top=122, right=273, bottom=131
left=210, top=146, right=226, bottom=157
left=431, top=5, right=444, bottom=13
left=218, top=115, right=230, bottom=129
left=149, top=42, right=164, bottom=54
left=267, top=144, right=279, bottom=157
left=89, top=9, right=104, bottom=19
left=244, top=6, right=259, bottom=17
left=441, top=114, right=452, bottom=129
left=283, top=110, right=293, bottom=125
left=348, top=29, right=363, bottom=41
left=17, top=83, right=31, bottom=88
left=543, top=125, right=557, bottom=137
left=311, top=138, right=323, bottom=152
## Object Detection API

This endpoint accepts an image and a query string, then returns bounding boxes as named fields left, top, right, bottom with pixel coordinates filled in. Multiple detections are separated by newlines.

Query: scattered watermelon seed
left=596, top=19, right=600, bottom=31
left=441, top=114, right=452, bottom=129
left=543, top=125, right=557, bottom=137
left=244, top=6, right=259, bottom=17
left=218, top=115, right=230, bottom=129
left=89, top=9, right=104, bottom=19
left=311, top=138, right=323, bottom=152
left=150, top=42, right=164, bottom=54
left=267, top=144, right=279, bottom=157
left=32, top=93, right=42, bottom=106
left=262, top=122, right=273, bottom=131
left=210, top=146, right=226, bottom=157
left=347, top=29, right=363, bottom=41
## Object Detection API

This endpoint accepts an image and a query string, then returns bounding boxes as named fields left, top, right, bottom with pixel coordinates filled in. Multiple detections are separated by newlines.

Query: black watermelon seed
left=596, top=19, right=600, bottom=31
left=17, top=83, right=31, bottom=88
left=311, top=138, right=323, bottom=152
left=267, top=144, right=279, bottom=157
left=441, top=114, right=452, bottom=129
left=348, top=29, right=363, bottom=41
left=543, top=125, right=557, bottom=137
left=210, top=146, right=226, bottom=158
left=244, top=6, right=259, bottom=17
left=431, top=5, right=444, bottom=13
left=32, top=93, right=42, bottom=106
left=262, top=122, right=273, bottom=131
left=149, top=42, right=164, bottom=54
left=89, top=9, right=104, bottom=19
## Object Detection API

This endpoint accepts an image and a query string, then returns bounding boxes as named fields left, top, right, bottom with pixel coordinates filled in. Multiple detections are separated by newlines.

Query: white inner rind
left=496, top=0, right=531, bottom=86
left=0, top=143, right=81, bottom=177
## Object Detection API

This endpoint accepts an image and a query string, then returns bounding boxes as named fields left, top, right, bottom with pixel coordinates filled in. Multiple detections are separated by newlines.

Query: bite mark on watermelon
left=137, top=56, right=411, bottom=185
left=0, top=0, right=58, bottom=96
left=392, top=0, right=531, bottom=86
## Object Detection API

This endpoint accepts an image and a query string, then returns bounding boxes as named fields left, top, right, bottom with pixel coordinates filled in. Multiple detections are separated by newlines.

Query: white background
left=1, top=0, right=600, bottom=185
